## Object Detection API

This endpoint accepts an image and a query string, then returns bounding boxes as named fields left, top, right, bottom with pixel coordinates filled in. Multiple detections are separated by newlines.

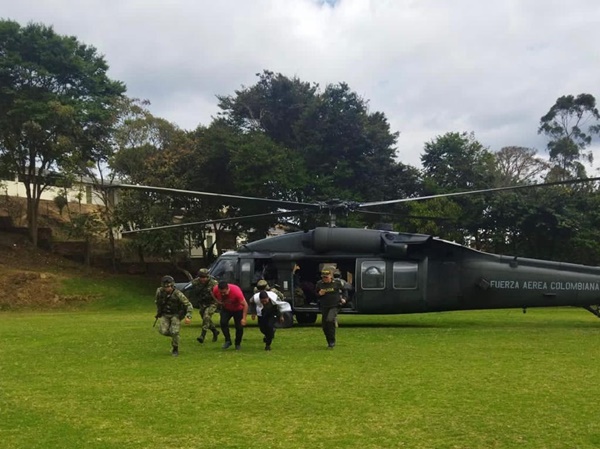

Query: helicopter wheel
left=295, top=312, right=318, bottom=325
left=274, top=312, right=294, bottom=328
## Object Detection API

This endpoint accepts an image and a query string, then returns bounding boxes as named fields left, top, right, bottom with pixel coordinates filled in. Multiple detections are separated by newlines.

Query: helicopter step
left=583, top=305, right=600, bottom=318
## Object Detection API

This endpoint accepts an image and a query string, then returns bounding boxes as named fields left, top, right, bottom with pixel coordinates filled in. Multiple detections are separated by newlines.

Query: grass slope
left=1, top=275, right=600, bottom=449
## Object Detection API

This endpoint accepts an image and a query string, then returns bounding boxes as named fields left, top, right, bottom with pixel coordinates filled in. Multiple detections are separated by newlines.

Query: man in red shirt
left=212, top=280, right=248, bottom=350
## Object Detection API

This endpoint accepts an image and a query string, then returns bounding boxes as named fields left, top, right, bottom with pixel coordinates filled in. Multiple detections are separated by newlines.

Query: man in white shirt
left=249, top=290, right=291, bottom=351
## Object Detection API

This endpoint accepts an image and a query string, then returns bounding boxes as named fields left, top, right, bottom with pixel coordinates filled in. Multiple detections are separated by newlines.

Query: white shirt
left=250, top=290, right=292, bottom=316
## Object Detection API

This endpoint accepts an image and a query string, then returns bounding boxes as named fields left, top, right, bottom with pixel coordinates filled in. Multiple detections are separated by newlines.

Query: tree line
left=1, top=20, right=600, bottom=268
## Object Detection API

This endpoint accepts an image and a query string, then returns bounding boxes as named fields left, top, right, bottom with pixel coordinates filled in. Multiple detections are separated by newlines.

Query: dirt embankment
left=0, top=232, right=96, bottom=310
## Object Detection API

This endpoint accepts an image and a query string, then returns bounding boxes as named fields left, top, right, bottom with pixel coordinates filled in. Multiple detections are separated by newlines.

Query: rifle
left=153, top=315, right=159, bottom=327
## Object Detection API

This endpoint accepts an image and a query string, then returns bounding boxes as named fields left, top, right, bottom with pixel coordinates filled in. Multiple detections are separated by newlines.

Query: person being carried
left=189, top=268, right=220, bottom=344
left=249, top=290, right=292, bottom=351
left=155, top=275, right=193, bottom=357
left=212, top=281, right=248, bottom=350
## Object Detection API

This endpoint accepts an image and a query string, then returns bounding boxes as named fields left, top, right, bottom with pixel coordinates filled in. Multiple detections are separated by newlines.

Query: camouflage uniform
left=189, top=268, right=220, bottom=343
left=155, top=276, right=193, bottom=356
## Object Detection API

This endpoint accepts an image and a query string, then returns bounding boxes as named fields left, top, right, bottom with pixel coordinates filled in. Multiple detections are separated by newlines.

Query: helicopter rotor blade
left=357, top=177, right=600, bottom=209
left=122, top=209, right=307, bottom=234
left=355, top=210, right=454, bottom=222
left=113, top=183, right=319, bottom=210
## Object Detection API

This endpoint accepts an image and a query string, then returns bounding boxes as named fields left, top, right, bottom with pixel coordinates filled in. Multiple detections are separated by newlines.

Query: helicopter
left=116, top=177, right=600, bottom=326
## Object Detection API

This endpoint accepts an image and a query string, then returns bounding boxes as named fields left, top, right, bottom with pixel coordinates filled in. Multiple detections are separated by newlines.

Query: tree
left=217, top=70, right=319, bottom=141
left=296, top=83, right=400, bottom=203
left=421, top=132, right=496, bottom=190
left=494, top=146, right=550, bottom=186
left=110, top=99, right=197, bottom=268
left=215, top=70, right=405, bottom=231
left=538, top=93, right=600, bottom=179
left=420, top=132, right=498, bottom=247
left=0, top=21, right=126, bottom=246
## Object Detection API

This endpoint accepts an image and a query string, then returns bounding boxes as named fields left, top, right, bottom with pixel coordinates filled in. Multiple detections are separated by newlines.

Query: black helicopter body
left=197, top=227, right=600, bottom=324
left=116, top=178, right=600, bottom=325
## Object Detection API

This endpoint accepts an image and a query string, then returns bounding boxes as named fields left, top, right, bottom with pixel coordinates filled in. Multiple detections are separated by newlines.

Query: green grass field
left=1, top=275, right=600, bottom=449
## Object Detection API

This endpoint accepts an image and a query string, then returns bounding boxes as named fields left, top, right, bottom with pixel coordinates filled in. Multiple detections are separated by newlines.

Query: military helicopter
left=117, top=178, right=600, bottom=326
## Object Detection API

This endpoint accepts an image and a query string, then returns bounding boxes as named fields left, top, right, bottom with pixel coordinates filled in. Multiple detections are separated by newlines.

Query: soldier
left=254, top=279, right=285, bottom=301
left=292, top=262, right=306, bottom=306
left=155, top=275, right=193, bottom=357
left=315, top=269, right=344, bottom=349
left=333, top=270, right=353, bottom=306
left=189, top=268, right=220, bottom=344
left=333, top=270, right=352, bottom=328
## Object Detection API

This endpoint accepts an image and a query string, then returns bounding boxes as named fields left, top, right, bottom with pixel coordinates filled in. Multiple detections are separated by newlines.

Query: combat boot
left=211, top=328, right=220, bottom=342
left=172, top=346, right=179, bottom=356
left=197, top=331, right=207, bottom=344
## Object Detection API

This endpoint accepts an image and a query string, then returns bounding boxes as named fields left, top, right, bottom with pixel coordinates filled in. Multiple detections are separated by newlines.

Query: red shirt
left=212, top=283, right=246, bottom=312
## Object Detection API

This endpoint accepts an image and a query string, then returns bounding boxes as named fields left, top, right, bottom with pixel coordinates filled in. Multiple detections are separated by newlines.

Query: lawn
left=1, top=276, right=599, bottom=448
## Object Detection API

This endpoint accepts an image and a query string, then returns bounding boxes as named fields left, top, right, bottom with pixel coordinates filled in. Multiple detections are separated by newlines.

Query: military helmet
left=256, top=279, right=269, bottom=289
left=197, top=268, right=209, bottom=277
left=161, top=275, right=175, bottom=287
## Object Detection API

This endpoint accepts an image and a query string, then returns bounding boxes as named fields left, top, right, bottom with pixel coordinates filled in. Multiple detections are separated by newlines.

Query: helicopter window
left=251, top=259, right=279, bottom=287
left=361, top=261, right=386, bottom=289
left=392, top=262, right=418, bottom=289
left=210, top=258, right=236, bottom=283
left=240, top=261, right=252, bottom=288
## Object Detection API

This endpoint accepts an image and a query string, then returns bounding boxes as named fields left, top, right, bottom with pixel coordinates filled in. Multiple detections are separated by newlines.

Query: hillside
left=0, top=231, right=97, bottom=310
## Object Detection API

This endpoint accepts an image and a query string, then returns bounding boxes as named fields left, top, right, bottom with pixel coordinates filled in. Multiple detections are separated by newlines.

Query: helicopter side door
left=354, top=258, right=426, bottom=313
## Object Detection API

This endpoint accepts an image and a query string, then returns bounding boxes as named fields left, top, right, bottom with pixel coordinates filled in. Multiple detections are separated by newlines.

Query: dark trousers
left=321, top=305, right=338, bottom=344
left=220, top=309, right=244, bottom=345
left=258, top=314, right=277, bottom=345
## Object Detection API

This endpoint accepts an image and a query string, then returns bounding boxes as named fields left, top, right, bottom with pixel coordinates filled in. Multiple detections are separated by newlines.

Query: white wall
left=1, top=176, right=105, bottom=206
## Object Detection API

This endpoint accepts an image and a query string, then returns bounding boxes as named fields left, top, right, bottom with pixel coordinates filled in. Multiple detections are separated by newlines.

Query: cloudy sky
left=3, top=0, right=600, bottom=168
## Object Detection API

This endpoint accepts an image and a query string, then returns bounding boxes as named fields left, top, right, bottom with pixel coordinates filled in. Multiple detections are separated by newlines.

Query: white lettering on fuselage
left=489, top=280, right=600, bottom=291
left=490, top=280, right=520, bottom=289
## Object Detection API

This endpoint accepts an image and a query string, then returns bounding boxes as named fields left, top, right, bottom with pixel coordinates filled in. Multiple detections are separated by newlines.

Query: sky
left=2, top=0, right=600, bottom=169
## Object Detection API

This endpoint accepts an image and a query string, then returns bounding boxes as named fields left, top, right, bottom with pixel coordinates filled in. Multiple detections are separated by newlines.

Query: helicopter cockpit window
left=361, top=261, right=386, bottom=289
left=210, top=258, right=236, bottom=283
left=392, top=261, right=418, bottom=289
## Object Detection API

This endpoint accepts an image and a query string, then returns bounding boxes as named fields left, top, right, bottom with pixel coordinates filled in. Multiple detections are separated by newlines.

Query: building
left=0, top=173, right=113, bottom=206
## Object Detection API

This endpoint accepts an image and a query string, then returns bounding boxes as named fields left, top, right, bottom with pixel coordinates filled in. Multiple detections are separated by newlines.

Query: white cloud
left=3, top=0, right=600, bottom=168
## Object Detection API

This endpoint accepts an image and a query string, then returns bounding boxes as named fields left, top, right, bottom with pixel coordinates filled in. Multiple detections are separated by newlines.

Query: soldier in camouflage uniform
left=189, top=268, right=220, bottom=343
left=254, top=279, right=285, bottom=301
left=155, top=275, right=193, bottom=357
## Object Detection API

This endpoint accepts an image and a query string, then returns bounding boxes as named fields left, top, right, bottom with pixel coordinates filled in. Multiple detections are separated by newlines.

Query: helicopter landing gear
left=274, top=312, right=294, bottom=329
left=583, top=305, right=600, bottom=318
left=295, top=312, right=318, bottom=325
